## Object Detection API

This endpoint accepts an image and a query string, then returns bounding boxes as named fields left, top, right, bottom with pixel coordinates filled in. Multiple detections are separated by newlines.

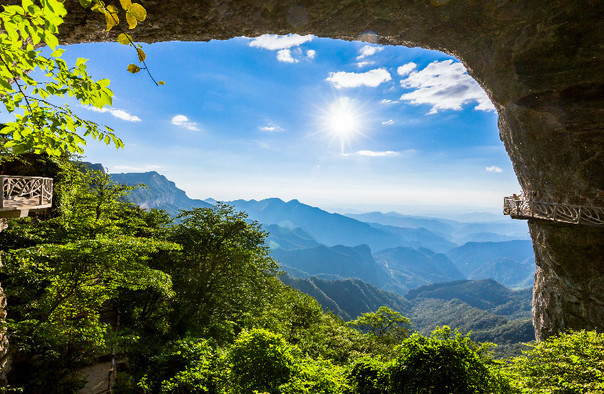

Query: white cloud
left=354, top=150, right=401, bottom=157
left=259, top=124, right=284, bottom=132
left=382, top=119, right=395, bottom=125
left=380, top=99, right=398, bottom=105
left=326, top=68, right=392, bottom=89
left=249, top=34, right=313, bottom=50
left=87, top=107, right=141, bottom=122
left=306, top=50, right=316, bottom=59
left=171, top=114, right=200, bottom=131
left=356, top=60, right=376, bottom=68
left=399, top=60, right=495, bottom=114
left=277, top=49, right=298, bottom=63
left=397, top=62, right=417, bottom=76
left=357, top=45, right=383, bottom=59
left=486, top=166, right=503, bottom=173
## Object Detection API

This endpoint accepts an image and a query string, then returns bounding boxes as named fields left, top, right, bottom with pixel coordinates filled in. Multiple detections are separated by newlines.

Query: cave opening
left=8, top=0, right=604, bottom=340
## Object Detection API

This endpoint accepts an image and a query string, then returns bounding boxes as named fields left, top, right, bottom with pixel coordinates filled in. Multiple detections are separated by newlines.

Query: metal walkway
left=503, top=196, right=604, bottom=226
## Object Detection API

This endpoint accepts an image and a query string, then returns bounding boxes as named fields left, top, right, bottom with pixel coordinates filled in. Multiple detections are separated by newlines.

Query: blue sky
left=37, top=35, right=520, bottom=215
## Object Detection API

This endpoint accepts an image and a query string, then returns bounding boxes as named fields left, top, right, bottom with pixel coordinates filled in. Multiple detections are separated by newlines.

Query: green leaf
left=79, top=0, right=93, bottom=7
left=45, top=32, right=59, bottom=50
left=0, top=78, right=13, bottom=91
left=127, top=64, right=141, bottom=73
left=158, top=81, right=166, bottom=85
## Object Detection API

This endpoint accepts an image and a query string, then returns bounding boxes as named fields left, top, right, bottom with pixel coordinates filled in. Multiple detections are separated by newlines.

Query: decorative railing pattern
left=504, top=196, right=604, bottom=226
left=0, top=176, right=53, bottom=209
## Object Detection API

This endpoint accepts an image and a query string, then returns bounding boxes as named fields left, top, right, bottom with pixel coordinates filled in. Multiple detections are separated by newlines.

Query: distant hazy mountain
left=110, top=171, right=211, bottom=217
left=229, top=198, right=399, bottom=252
left=346, top=211, right=530, bottom=244
left=263, top=224, right=320, bottom=251
left=405, top=279, right=532, bottom=318
left=281, top=274, right=411, bottom=321
left=446, top=240, right=535, bottom=288
left=366, top=222, right=456, bottom=252
left=375, top=247, right=464, bottom=293
left=272, top=244, right=393, bottom=290
left=110, top=170, right=536, bottom=291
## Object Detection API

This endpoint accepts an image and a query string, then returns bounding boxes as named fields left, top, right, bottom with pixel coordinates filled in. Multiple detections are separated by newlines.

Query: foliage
left=282, top=357, right=348, bottom=394
left=389, top=326, right=511, bottom=394
left=347, top=357, right=389, bottom=394
left=0, top=160, right=179, bottom=391
left=134, top=337, right=224, bottom=394
left=162, top=204, right=279, bottom=340
left=228, top=328, right=298, bottom=393
left=506, top=330, right=604, bottom=393
left=347, top=306, right=410, bottom=352
left=0, top=0, right=120, bottom=157
left=249, top=281, right=365, bottom=364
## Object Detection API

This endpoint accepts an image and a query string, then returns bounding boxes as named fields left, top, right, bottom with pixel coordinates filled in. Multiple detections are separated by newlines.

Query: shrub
left=135, top=337, right=223, bottom=393
left=282, top=357, right=348, bottom=394
left=228, top=329, right=297, bottom=393
left=388, top=326, right=511, bottom=394
left=506, top=330, right=604, bottom=393
left=347, top=357, right=389, bottom=394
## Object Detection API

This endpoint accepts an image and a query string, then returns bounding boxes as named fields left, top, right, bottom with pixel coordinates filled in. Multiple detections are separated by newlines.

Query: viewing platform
left=0, top=175, right=53, bottom=218
left=504, top=195, right=604, bottom=227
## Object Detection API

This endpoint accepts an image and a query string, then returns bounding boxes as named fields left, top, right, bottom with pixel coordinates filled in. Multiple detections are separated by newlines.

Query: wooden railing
left=504, top=196, right=604, bottom=226
left=0, top=175, right=53, bottom=210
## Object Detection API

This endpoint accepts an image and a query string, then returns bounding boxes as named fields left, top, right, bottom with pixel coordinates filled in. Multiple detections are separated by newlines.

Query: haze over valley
left=110, top=169, right=536, bottom=355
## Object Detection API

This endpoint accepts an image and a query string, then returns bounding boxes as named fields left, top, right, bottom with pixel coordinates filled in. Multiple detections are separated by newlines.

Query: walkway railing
left=0, top=175, right=53, bottom=211
left=503, top=196, right=604, bottom=226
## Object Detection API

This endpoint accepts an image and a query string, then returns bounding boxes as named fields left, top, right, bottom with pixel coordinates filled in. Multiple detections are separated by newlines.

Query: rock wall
left=12, top=0, right=603, bottom=340
left=0, top=219, right=8, bottom=383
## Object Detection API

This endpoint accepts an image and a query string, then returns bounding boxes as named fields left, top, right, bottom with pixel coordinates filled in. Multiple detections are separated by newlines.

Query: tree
left=0, top=0, right=120, bottom=157
left=163, top=203, right=280, bottom=340
left=388, top=326, right=511, bottom=394
left=1, top=0, right=158, bottom=159
left=228, top=328, right=297, bottom=393
left=506, top=330, right=604, bottom=393
left=348, top=306, right=410, bottom=344
left=0, top=162, right=178, bottom=390
left=1, top=236, right=176, bottom=390
left=134, top=336, right=224, bottom=394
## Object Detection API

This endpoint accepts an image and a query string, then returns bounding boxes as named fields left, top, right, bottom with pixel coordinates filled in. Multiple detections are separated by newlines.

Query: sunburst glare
left=320, top=97, right=367, bottom=153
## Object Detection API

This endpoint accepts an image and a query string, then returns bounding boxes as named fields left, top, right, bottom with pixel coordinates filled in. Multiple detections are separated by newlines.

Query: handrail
left=0, top=175, right=53, bottom=210
left=503, top=196, right=604, bottom=226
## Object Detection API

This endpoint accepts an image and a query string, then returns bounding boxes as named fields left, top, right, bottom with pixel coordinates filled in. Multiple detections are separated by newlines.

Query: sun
left=321, top=97, right=365, bottom=152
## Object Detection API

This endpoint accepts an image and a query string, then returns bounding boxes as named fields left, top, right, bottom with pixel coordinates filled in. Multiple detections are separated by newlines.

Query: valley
left=110, top=169, right=537, bottom=355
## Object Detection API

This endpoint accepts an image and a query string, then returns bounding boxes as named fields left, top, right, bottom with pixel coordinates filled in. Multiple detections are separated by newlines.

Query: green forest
left=0, top=157, right=603, bottom=393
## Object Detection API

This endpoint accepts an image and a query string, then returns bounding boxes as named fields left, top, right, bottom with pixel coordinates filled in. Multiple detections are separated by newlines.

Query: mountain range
left=282, top=275, right=534, bottom=357
left=107, top=168, right=537, bottom=354
left=109, top=170, right=535, bottom=290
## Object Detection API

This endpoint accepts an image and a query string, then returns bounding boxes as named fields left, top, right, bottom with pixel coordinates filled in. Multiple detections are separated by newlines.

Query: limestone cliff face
left=15, top=0, right=603, bottom=340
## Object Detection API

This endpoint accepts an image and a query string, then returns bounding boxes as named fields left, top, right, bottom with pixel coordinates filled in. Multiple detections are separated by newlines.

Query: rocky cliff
left=25, top=0, right=602, bottom=340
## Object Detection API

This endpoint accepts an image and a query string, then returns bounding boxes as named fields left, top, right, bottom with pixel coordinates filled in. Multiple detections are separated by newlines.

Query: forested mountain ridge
left=283, top=275, right=534, bottom=357
left=110, top=171, right=212, bottom=216
left=2, top=160, right=597, bottom=392
left=108, top=171, right=468, bottom=252
left=446, top=240, right=535, bottom=288
left=110, top=169, right=537, bottom=292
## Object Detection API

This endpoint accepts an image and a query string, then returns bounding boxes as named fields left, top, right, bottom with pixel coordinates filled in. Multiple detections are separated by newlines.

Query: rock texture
left=13, top=0, right=603, bottom=340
